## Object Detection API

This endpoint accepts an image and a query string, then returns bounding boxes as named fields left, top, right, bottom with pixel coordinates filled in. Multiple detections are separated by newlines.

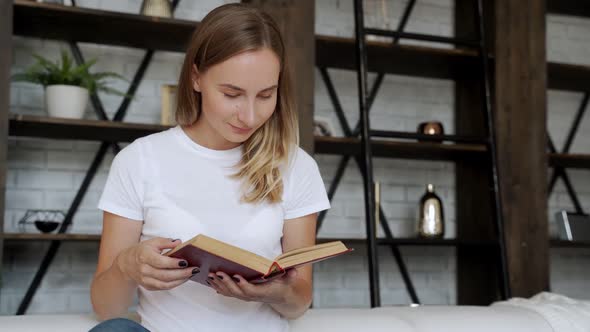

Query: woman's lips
left=229, top=123, right=252, bottom=134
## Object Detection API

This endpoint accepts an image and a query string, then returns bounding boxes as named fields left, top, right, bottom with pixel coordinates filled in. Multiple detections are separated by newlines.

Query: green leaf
left=60, top=50, right=72, bottom=79
left=92, top=71, right=127, bottom=81
left=71, top=59, right=96, bottom=78
left=13, top=51, right=130, bottom=97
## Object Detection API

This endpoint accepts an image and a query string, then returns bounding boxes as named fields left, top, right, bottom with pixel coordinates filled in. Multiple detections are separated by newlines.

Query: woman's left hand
left=207, top=269, right=298, bottom=304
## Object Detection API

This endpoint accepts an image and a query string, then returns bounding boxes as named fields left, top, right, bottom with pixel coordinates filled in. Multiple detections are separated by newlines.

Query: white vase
left=45, top=85, right=89, bottom=119
left=140, top=0, right=172, bottom=18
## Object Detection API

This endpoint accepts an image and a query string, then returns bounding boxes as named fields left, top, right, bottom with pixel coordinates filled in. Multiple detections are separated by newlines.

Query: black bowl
left=35, top=221, right=60, bottom=233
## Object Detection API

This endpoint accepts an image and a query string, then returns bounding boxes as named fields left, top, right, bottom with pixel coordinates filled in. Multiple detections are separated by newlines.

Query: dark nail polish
left=206, top=280, right=211, bottom=285
left=208, top=276, right=214, bottom=280
left=192, top=268, right=200, bottom=275
left=171, top=238, right=180, bottom=242
left=232, top=277, right=240, bottom=283
left=178, top=260, right=188, bottom=267
left=217, top=275, right=224, bottom=280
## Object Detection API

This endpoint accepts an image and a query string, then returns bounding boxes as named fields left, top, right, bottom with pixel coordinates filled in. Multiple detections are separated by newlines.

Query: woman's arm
left=90, top=212, right=195, bottom=320
left=268, top=213, right=316, bottom=319
left=208, top=213, right=317, bottom=320
left=91, top=212, right=143, bottom=320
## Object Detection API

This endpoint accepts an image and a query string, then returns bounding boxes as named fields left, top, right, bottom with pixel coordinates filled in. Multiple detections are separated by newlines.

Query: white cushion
left=0, top=306, right=553, bottom=332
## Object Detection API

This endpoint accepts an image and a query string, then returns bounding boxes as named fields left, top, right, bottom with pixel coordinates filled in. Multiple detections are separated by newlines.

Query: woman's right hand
left=116, top=237, right=199, bottom=291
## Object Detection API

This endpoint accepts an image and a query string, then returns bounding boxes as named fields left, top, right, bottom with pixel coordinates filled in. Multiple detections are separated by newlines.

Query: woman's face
left=191, top=48, right=281, bottom=150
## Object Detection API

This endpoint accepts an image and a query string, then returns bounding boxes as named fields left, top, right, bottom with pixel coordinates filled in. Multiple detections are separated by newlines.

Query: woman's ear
left=191, top=64, right=202, bottom=93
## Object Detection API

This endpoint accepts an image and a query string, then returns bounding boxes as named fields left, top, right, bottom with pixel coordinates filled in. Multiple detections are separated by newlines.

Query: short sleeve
left=282, top=147, right=331, bottom=220
left=97, top=141, right=145, bottom=221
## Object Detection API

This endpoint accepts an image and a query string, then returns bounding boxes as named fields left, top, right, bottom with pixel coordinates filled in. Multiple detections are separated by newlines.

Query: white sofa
left=0, top=306, right=552, bottom=332
left=1, top=292, right=587, bottom=332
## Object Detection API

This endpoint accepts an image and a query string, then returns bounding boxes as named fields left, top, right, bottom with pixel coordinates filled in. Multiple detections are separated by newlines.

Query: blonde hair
left=176, top=3, right=298, bottom=204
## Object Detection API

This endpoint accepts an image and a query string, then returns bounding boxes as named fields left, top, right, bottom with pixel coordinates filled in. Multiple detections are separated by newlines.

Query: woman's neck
left=183, top=119, right=241, bottom=151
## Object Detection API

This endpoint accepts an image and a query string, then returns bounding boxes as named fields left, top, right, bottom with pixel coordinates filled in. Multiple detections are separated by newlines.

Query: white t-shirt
left=97, top=125, right=330, bottom=332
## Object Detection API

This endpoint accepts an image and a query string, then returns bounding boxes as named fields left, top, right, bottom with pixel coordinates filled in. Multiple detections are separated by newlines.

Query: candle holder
left=417, top=121, right=444, bottom=143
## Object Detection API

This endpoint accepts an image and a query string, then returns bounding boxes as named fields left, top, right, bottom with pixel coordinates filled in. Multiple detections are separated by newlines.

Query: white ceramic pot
left=45, top=84, right=89, bottom=119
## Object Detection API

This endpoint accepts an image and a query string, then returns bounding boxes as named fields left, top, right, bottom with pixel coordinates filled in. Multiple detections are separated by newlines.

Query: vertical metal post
left=475, top=0, right=511, bottom=300
left=0, top=0, right=14, bottom=303
left=353, top=0, right=380, bottom=307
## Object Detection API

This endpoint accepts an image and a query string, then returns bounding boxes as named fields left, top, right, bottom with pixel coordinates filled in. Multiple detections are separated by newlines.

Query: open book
left=165, top=234, right=352, bottom=285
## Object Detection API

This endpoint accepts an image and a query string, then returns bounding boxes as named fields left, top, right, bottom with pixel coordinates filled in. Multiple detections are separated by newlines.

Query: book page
left=275, top=241, right=344, bottom=261
left=276, top=241, right=350, bottom=268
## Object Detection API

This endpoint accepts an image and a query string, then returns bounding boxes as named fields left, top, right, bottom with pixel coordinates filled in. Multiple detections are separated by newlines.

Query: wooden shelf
left=548, top=0, right=590, bottom=18
left=550, top=239, right=590, bottom=248
left=329, top=238, right=590, bottom=249
left=9, top=115, right=487, bottom=161
left=328, top=238, right=496, bottom=247
left=13, top=0, right=196, bottom=52
left=316, top=35, right=479, bottom=80
left=5, top=233, right=588, bottom=249
left=12, top=116, right=590, bottom=167
left=549, top=153, right=590, bottom=169
left=3, top=233, right=492, bottom=247
left=9, top=114, right=170, bottom=142
left=2, top=232, right=100, bottom=241
left=12, top=1, right=590, bottom=91
left=321, top=37, right=590, bottom=92
left=315, top=135, right=487, bottom=161
left=547, top=62, right=590, bottom=92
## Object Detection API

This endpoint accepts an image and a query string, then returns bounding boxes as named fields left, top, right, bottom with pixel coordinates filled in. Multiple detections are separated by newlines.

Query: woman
left=89, top=3, right=329, bottom=332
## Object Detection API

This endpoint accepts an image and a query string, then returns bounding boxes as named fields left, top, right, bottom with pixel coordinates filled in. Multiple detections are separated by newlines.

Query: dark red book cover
left=168, top=245, right=284, bottom=286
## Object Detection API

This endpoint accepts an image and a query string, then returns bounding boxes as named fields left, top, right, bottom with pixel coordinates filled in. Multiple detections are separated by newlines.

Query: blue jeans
left=89, top=318, right=150, bottom=332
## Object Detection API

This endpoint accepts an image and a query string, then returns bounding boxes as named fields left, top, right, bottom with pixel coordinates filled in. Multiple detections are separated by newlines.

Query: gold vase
left=417, top=184, right=444, bottom=238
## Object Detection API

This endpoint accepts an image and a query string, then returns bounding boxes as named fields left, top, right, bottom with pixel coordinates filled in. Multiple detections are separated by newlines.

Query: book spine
left=247, top=262, right=285, bottom=284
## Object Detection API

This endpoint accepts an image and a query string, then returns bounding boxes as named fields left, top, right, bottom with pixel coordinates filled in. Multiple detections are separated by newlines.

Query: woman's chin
left=224, top=132, right=252, bottom=144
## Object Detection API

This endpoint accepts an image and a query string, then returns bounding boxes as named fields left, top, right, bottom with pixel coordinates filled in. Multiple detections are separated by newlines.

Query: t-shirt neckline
left=173, top=125, right=243, bottom=161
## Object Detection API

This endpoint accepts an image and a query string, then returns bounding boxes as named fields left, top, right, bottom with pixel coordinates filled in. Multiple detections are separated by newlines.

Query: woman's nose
left=237, top=101, right=256, bottom=128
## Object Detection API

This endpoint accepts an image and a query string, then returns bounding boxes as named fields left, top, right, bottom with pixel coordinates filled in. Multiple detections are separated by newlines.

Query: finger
left=144, top=249, right=189, bottom=269
left=142, top=276, right=189, bottom=291
left=215, top=272, right=246, bottom=298
left=146, top=265, right=200, bottom=282
left=286, top=268, right=298, bottom=280
left=208, top=273, right=229, bottom=294
left=233, top=275, right=261, bottom=300
left=144, top=237, right=182, bottom=252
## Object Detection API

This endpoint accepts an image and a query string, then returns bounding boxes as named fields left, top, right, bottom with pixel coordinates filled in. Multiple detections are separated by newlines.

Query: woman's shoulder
left=284, top=145, right=320, bottom=176
left=114, top=127, right=177, bottom=163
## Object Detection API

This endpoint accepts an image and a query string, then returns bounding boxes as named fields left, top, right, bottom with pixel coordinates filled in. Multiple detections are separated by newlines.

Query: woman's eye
left=224, top=93, right=239, bottom=98
left=259, top=94, right=272, bottom=99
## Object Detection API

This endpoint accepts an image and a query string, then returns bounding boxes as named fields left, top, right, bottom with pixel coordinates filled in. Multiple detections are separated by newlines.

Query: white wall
left=1, top=0, right=589, bottom=315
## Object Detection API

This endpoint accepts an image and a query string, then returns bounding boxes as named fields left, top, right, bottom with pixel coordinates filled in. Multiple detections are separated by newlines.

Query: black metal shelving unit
left=1, top=0, right=590, bottom=314
left=317, top=0, right=510, bottom=307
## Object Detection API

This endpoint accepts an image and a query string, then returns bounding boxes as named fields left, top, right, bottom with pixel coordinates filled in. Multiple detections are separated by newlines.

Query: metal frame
left=474, top=0, right=511, bottom=300
left=547, top=92, right=589, bottom=214
left=317, top=0, right=421, bottom=307
left=16, top=0, right=181, bottom=315
left=317, top=0, right=511, bottom=306
left=0, top=0, right=14, bottom=307
left=353, top=0, right=381, bottom=308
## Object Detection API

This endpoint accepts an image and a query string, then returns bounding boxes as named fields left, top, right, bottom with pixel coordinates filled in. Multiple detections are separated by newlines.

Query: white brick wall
left=546, top=12, right=590, bottom=300
left=2, top=0, right=589, bottom=315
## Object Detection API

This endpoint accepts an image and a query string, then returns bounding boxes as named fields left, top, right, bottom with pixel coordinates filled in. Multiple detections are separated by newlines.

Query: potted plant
left=12, top=51, right=128, bottom=119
